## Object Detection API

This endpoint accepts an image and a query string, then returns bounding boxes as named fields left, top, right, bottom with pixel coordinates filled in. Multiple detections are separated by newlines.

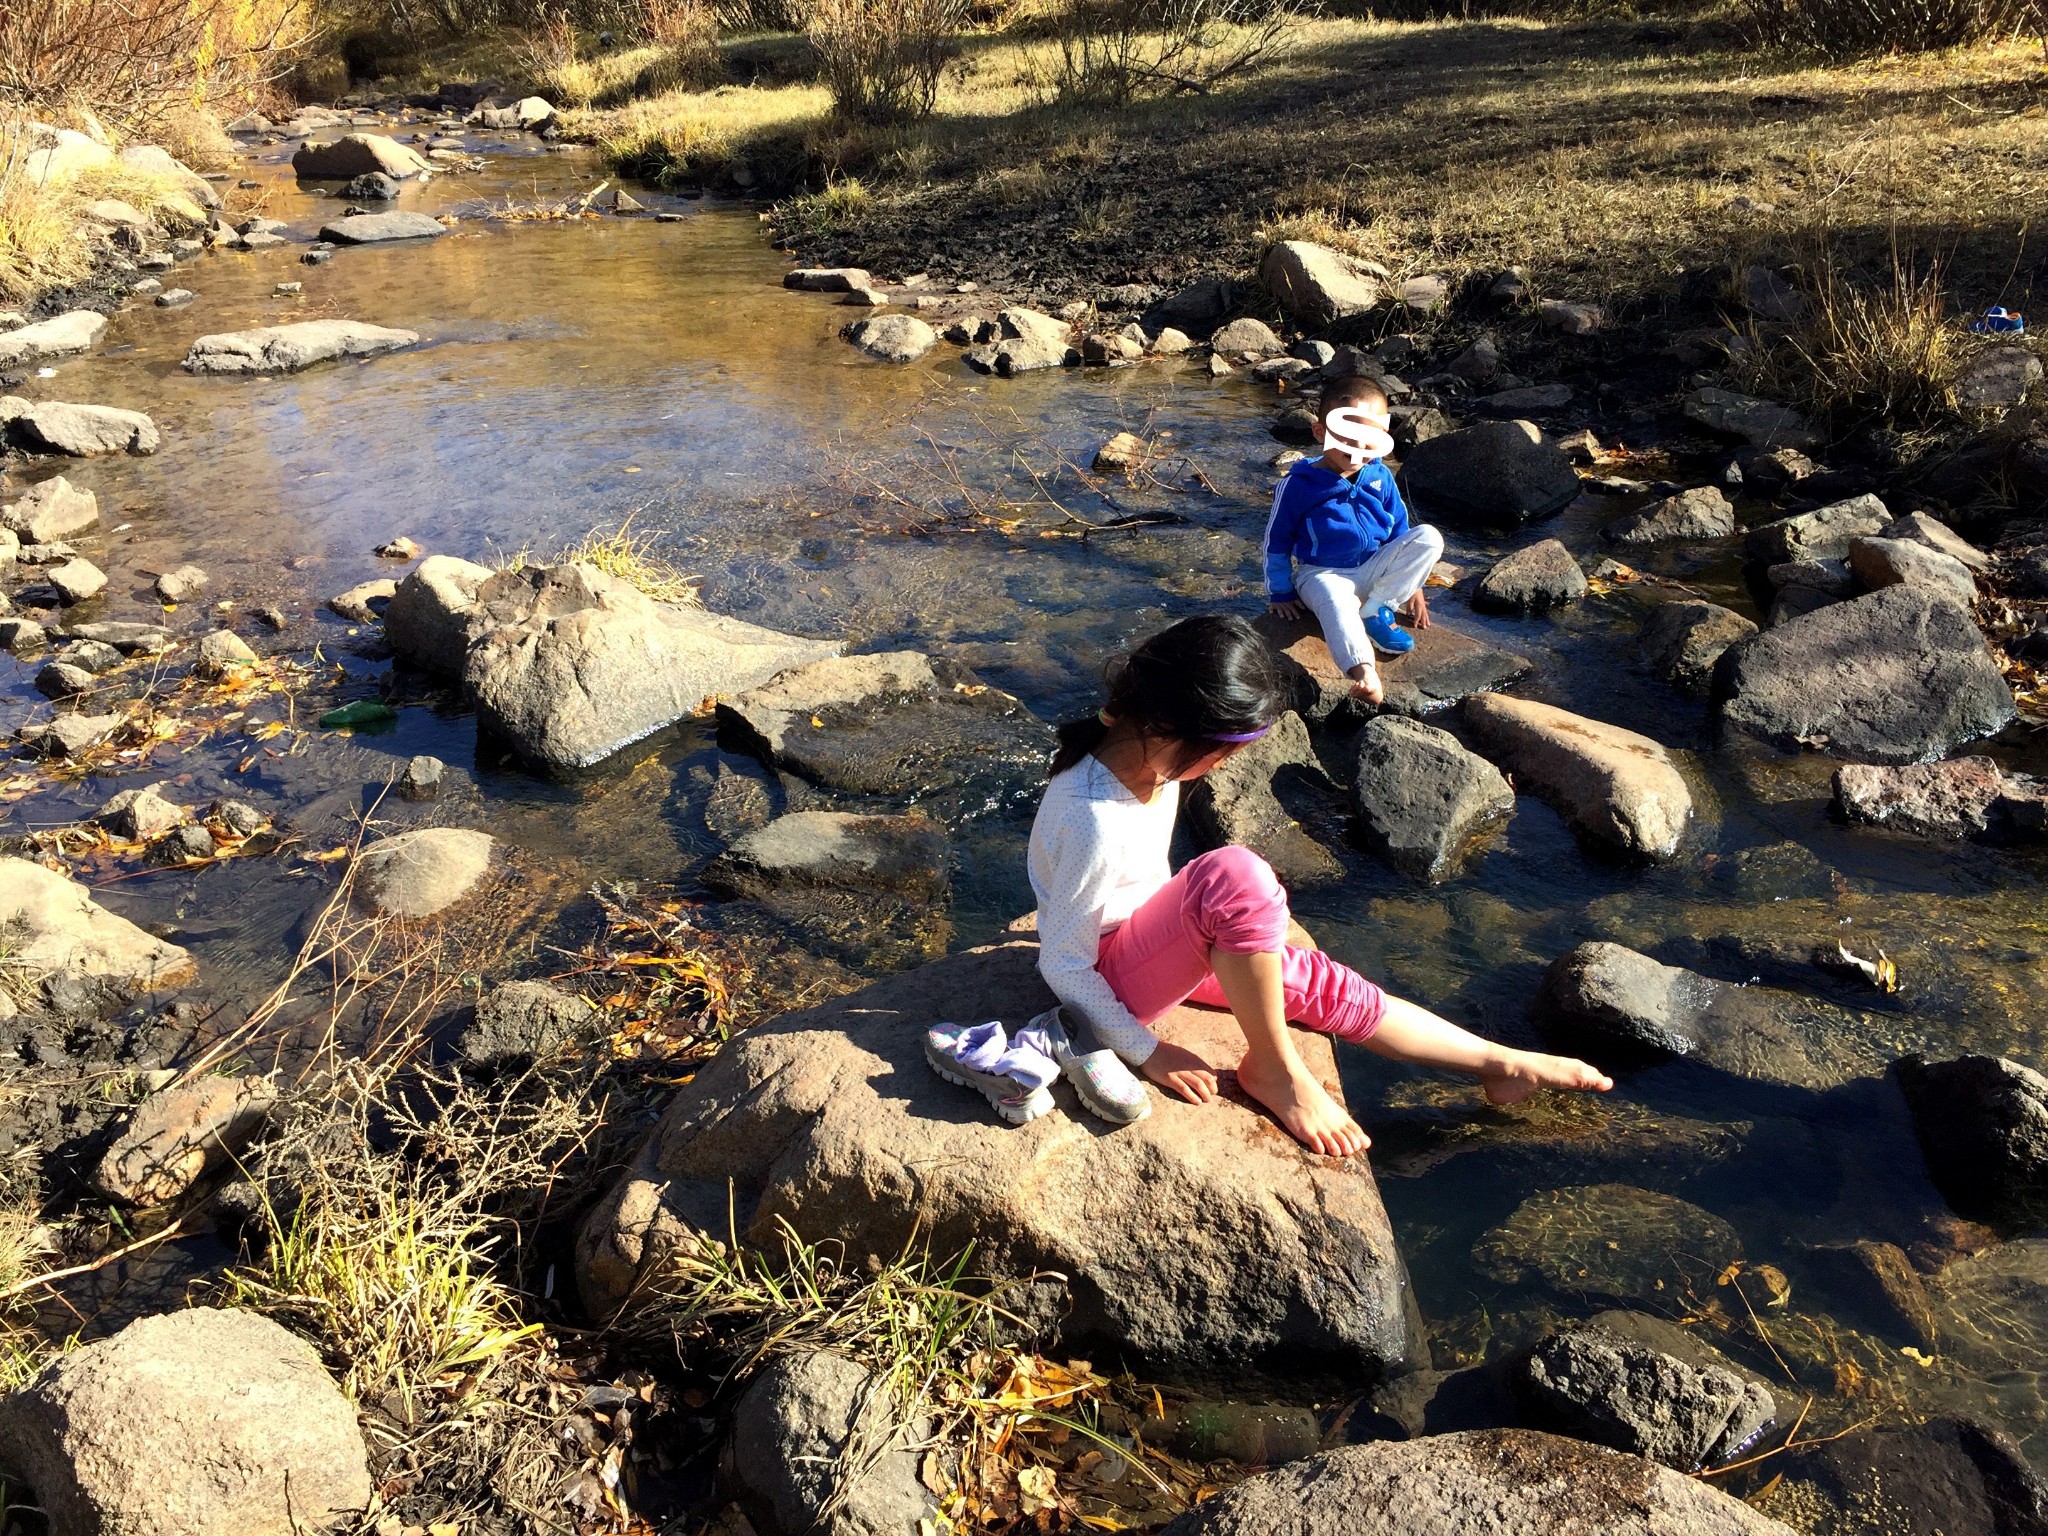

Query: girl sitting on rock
left=1030, top=612, right=1612, bottom=1156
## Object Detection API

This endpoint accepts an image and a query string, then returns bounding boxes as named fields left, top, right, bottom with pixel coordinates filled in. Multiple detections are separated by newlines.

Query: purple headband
left=1210, top=724, right=1272, bottom=744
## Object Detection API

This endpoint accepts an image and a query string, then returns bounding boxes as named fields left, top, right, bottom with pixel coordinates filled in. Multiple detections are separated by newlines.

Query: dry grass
left=556, top=515, right=704, bottom=603
left=0, top=128, right=214, bottom=303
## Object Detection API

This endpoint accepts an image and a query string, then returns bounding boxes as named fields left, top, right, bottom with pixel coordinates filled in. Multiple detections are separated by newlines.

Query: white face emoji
left=1323, top=404, right=1396, bottom=468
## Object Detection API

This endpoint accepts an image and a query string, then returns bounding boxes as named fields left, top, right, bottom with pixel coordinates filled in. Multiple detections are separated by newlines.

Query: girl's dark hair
left=1051, top=614, right=1286, bottom=777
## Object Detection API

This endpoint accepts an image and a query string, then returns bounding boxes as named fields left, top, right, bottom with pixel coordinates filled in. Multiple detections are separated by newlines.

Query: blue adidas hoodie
left=1263, top=456, right=1411, bottom=602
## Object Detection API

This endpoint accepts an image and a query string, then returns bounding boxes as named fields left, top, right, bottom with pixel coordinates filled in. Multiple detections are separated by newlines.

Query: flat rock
left=1744, top=493, right=1891, bottom=563
left=1604, top=486, right=1736, bottom=546
left=1683, top=387, right=1816, bottom=449
left=843, top=313, right=936, bottom=363
left=1847, top=534, right=1977, bottom=605
left=464, top=563, right=840, bottom=772
left=18, top=712, right=122, bottom=758
left=1157, top=1430, right=1794, bottom=1535
left=1895, top=1054, right=2048, bottom=1227
left=784, top=267, right=872, bottom=292
left=0, top=856, right=191, bottom=985
left=327, top=578, right=397, bottom=622
left=1640, top=600, right=1757, bottom=697
left=1254, top=609, right=1530, bottom=724
left=1463, top=694, right=1693, bottom=859
left=0, top=1308, right=370, bottom=1536
left=352, top=826, right=495, bottom=917
left=94, top=1073, right=275, bottom=1206
left=1537, top=941, right=1878, bottom=1089
left=1398, top=420, right=1581, bottom=529
left=576, top=939, right=1421, bottom=1384
left=1880, top=510, right=1989, bottom=571
left=1833, top=757, right=2006, bottom=838
left=716, top=650, right=1049, bottom=796
left=1260, top=241, right=1380, bottom=325
left=1, top=397, right=159, bottom=456
left=292, top=132, right=429, bottom=178
left=3, top=476, right=98, bottom=541
left=1718, top=586, right=2015, bottom=763
left=1480, top=383, right=1573, bottom=414
left=701, top=811, right=947, bottom=900
left=1350, top=714, right=1513, bottom=881
left=64, top=622, right=171, bottom=655
left=0, top=311, right=107, bottom=370
left=1475, top=1184, right=1742, bottom=1303
left=317, top=211, right=445, bottom=244
left=1514, top=1326, right=1775, bottom=1471
left=183, top=320, right=420, bottom=374
left=1181, top=711, right=1343, bottom=885
left=1474, top=538, right=1587, bottom=614
left=461, top=978, right=597, bottom=1065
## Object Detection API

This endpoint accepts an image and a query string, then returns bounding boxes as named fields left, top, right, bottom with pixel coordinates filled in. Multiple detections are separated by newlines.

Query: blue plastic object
left=1970, top=306, right=2025, bottom=335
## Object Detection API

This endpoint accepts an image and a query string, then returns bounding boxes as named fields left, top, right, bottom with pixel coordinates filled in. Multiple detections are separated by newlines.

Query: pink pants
left=1096, top=846, right=1385, bottom=1043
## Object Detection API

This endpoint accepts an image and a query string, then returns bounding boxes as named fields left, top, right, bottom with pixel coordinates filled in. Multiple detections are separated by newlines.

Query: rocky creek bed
left=0, top=88, right=2044, bottom=1536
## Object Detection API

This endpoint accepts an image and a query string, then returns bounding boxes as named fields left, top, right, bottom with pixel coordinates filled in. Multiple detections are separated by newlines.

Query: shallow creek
left=9, top=122, right=2048, bottom=1474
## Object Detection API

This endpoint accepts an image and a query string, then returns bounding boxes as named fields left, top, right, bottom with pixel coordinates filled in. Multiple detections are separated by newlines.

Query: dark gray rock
left=1744, top=494, right=1891, bottom=563
left=701, top=811, right=947, bottom=901
left=1718, top=586, right=2015, bottom=763
left=1474, top=538, right=1587, bottom=614
left=1398, top=420, right=1582, bottom=529
left=1350, top=715, right=1513, bottom=880
left=1640, top=601, right=1757, bottom=697
left=1514, top=1326, right=1775, bottom=1471
left=726, top=1350, right=935, bottom=1536
left=461, top=978, right=598, bottom=1065
left=1801, top=1240, right=1937, bottom=1348
left=398, top=753, right=445, bottom=800
left=1603, top=487, right=1736, bottom=546
left=1758, top=1416, right=2048, bottom=1536
left=1181, top=711, right=1342, bottom=885
left=1253, top=610, right=1530, bottom=725
left=1767, top=556, right=1855, bottom=596
left=339, top=171, right=399, bottom=199
left=1157, top=1430, right=1797, bottom=1535
left=1894, top=1053, right=2048, bottom=1227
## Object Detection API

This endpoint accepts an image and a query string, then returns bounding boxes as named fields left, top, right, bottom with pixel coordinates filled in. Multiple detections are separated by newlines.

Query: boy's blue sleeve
left=1263, top=477, right=1302, bottom=601
left=1378, top=461, right=1411, bottom=540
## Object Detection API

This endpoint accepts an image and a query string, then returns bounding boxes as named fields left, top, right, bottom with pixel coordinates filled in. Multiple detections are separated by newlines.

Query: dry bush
left=1052, top=0, right=1304, bottom=105
left=1744, top=0, right=2042, bottom=53
left=803, top=0, right=971, bottom=122
left=711, top=0, right=807, bottom=26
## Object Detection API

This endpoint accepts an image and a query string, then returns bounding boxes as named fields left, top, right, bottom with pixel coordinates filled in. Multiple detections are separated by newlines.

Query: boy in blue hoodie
left=1265, top=374, right=1443, bottom=706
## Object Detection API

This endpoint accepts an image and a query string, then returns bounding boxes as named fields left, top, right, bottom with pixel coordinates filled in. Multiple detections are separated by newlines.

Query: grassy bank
left=574, top=16, right=2044, bottom=312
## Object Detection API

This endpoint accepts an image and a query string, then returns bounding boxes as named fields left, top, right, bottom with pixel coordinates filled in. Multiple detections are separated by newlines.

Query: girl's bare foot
left=1481, top=1049, right=1614, bottom=1106
left=1237, top=1054, right=1371, bottom=1157
left=1140, top=1040, right=1219, bottom=1104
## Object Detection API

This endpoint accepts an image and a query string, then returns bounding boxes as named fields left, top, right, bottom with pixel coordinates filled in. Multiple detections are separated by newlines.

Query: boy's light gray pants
left=1295, top=525, right=1445, bottom=674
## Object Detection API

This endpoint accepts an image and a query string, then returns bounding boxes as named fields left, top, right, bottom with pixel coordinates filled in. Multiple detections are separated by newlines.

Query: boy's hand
left=1401, top=588, right=1432, bottom=630
left=1140, top=1040, right=1219, bottom=1104
left=1269, top=598, right=1306, bottom=620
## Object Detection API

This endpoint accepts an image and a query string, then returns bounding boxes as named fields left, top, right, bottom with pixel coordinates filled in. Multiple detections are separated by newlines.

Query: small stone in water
left=274, top=281, right=302, bottom=295
left=376, top=536, right=420, bottom=560
left=399, top=754, right=445, bottom=800
left=154, top=564, right=208, bottom=604
left=254, top=606, right=287, bottom=631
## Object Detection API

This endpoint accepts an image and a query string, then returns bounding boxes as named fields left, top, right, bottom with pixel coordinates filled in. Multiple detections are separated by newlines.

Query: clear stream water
left=9, top=116, right=2048, bottom=1483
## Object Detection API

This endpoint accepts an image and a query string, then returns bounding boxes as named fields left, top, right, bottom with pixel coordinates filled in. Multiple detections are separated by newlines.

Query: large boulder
left=352, top=827, right=495, bottom=917
left=1156, top=1430, right=1796, bottom=1535
left=1, top=398, right=159, bottom=456
left=383, top=554, right=495, bottom=672
left=1537, top=942, right=1877, bottom=1090
left=1349, top=715, right=1513, bottom=881
left=0, top=311, right=107, bottom=369
left=575, top=939, right=1422, bottom=1384
left=1717, top=586, right=2015, bottom=763
left=1640, top=600, right=1756, bottom=698
left=1462, top=695, right=1693, bottom=859
left=182, top=321, right=421, bottom=374
left=1743, top=494, right=1891, bottom=564
left=726, top=1350, right=935, bottom=1536
left=1513, top=1326, right=1775, bottom=1471
left=1398, top=420, right=1582, bottom=529
left=317, top=211, right=445, bottom=244
left=700, top=811, right=947, bottom=900
left=20, top=128, right=115, bottom=187
left=0, top=857, right=192, bottom=988
left=1253, top=609, right=1530, bottom=724
left=94, top=1074, right=276, bottom=1206
left=462, top=563, right=840, bottom=772
left=291, top=133, right=429, bottom=179
left=1260, top=241, right=1381, bottom=325
left=1180, top=711, right=1342, bottom=885
left=1603, top=486, right=1736, bottom=546
left=1894, top=1053, right=2048, bottom=1227
left=0, top=1307, right=371, bottom=1536
left=2, top=476, right=98, bottom=542
left=715, top=650, right=1049, bottom=796
left=1474, top=538, right=1587, bottom=614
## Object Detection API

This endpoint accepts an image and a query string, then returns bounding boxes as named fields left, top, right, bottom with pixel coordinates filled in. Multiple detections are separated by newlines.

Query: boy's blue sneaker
left=1365, top=604, right=1415, bottom=655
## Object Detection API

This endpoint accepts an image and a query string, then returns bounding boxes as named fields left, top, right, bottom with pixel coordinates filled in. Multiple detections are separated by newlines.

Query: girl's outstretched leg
left=1361, top=994, right=1612, bottom=1102
left=1210, top=948, right=1369, bottom=1158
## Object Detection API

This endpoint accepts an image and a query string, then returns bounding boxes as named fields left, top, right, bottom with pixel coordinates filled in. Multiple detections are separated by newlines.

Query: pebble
left=132, top=278, right=163, bottom=298
left=155, top=290, right=196, bottom=308
left=375, top=536, right=420, bottom=560
left=274, top=282, right=302, bottom=295
left=399, top=754, right=446, bottom=800
left=154, top=565, right=209, bottom=604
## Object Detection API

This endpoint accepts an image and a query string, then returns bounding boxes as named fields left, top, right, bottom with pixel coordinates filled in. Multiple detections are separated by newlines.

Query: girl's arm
left=1034, top=813, right=1160, bottom=1065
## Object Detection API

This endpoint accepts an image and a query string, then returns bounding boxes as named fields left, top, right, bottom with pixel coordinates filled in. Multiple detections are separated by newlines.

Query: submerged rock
left=1718, top=586, right=2014, bottom=763
left=1639, top=600, right=1756, bottom=697
left=1832, top=757, right=2008, bottom=839
left=464, top=563, right=839, bottom=772
left=1894, top=1053, right=2048, bottom=1227
left=1755, top=1416, right=2048, bottom=1536
left=0, top=398, right=159, bottom=457
left=1514, top=1326, right=1775, bottom=1471
left=1463, top=694, right=1693, bottom=860
left=700, top=810, right=948, bottom=900
left=0, top=1308, right=371, bottom=1536
left=1156, top=1430, right=1795, bottom=1535
left=1474, top=538, right=1587, bottom=614
left=1181, top=711, right=1343, bottom=885
left=1474, top=1184, right=1742, bottom=1304
left=183, top=320, right=420, bottom=374
left=0, top=857, right=191, bottom=987
left=317, top=211, right=445, bottom=244
left=352, top=826, right=495, bottom=917
left=576, top=939, right=1421, bottom=1384
left=1349, top=715, right=1514, bottom=881
left=94, top=1073, right=275, bottom=1206
left=1398, top=420, right=1582, bottom=529
left=462, top=978, right=597, bottom=1065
